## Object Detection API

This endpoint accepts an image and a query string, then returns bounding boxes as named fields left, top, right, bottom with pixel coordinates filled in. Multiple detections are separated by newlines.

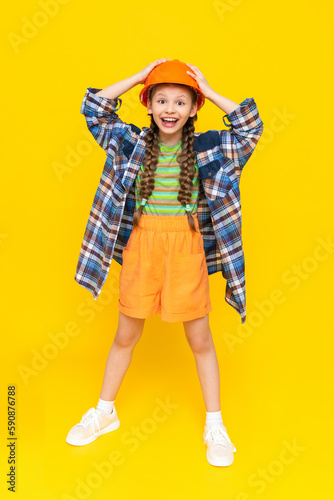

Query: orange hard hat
left=139, top=59, right=205, bottom=110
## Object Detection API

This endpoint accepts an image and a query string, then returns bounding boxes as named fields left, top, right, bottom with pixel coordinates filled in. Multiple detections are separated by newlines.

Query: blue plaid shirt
left=75, top=87, right=264, bottom=323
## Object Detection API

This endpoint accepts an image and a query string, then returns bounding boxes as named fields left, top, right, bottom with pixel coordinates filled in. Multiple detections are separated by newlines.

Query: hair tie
left=185, top=204, right=192, bottom=212
left=141, top=198, right=147, bottom=206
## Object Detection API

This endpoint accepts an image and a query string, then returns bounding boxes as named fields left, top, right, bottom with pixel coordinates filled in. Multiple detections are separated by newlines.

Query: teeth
left=163, top=118, right=177, bottom=122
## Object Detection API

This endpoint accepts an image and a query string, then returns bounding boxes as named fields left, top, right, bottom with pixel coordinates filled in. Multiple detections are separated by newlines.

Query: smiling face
left=147, top=83, right=198, bottom=146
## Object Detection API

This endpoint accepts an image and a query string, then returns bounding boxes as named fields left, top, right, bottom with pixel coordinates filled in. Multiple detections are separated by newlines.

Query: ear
left=147, top=98, right=152, bottom=114
left=189, top=101, right=198, bottom=118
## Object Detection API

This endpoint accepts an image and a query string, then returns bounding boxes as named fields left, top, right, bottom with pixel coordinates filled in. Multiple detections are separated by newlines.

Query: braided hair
left=132, top=84, right=199, bottom=232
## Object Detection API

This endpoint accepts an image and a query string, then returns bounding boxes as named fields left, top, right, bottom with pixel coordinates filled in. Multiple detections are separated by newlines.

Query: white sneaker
left=66, top=406, right=120, bottom=446
left=203, top=423, right=237, bottom=467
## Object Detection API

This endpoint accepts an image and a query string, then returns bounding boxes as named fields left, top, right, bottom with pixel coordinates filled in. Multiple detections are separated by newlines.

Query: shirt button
left=208, top=172, right=212, bottom=176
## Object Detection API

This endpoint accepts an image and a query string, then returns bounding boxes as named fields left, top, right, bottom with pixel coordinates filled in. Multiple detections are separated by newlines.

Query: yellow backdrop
left=1, top=0, right=333, bottom=498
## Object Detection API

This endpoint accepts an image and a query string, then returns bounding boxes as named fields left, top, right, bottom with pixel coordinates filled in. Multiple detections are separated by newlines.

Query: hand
left=136, top=59, right=171, bottom=85
left=185, top=62, right=214, bottom=99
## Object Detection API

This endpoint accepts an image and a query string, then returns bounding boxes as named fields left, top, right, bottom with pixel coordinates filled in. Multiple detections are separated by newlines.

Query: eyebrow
left=155, top=93, right=188, bottom=99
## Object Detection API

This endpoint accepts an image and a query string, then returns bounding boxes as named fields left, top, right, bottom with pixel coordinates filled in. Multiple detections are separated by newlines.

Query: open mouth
left=161, top=118, right=179, bottom=127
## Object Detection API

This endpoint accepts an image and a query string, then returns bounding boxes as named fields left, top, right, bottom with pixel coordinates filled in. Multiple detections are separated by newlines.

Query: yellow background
left=1, top=0, right=333, bottom=498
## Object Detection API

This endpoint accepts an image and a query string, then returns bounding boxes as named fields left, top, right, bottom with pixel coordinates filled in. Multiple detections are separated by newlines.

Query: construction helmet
left=139, top=59, right=205, bottom=110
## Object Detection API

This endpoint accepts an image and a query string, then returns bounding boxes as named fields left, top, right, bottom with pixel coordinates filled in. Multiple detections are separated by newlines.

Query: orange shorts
left=118, top=213, right=212, bottom=322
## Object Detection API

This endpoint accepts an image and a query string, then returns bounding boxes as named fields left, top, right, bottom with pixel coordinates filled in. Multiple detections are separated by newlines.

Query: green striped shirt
left=135, top=140, right=199, bottom=215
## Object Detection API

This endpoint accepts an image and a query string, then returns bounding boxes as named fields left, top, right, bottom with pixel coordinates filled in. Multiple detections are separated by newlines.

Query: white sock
left=97, top=398, right=115, bottom=414
left=206, top=410, right=226, bottom=431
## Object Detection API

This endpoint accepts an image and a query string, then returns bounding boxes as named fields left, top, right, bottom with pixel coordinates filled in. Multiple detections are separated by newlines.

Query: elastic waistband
left=138, top=213, right=199, bottom=232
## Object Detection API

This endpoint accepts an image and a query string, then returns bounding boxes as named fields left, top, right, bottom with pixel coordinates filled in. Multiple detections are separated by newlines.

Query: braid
left=132, top=117, right=160, bottom=228
left=133, top=86, right=198, bottom=232
left=177, top=117, right=197, bottom=232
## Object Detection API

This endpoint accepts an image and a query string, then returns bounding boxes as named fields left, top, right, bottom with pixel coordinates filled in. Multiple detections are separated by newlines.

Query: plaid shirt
left=75, top=87, right=264, bottom=323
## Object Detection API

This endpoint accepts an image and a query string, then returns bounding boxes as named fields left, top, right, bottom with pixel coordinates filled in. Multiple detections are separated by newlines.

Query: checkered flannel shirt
left=75, top=87, right=264, bottom=323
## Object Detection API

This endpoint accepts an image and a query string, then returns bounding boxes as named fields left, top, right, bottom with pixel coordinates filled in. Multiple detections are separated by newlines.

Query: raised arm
left=213, top=94, right=264, bottom=182
left=81, top=59, right=170, bottom=153
left=205, top=90, right=241, bottom=115
left=80, top=80, right=140, bottom=153
left=94, top=73, right=142, bottom=99
left=186, top=63, right=264, bottom=182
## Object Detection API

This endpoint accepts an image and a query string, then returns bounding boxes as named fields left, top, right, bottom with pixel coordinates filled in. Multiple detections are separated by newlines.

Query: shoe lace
left=203, top=424, right=237, bottom=452
left=78, top=408, right=104, bottom=437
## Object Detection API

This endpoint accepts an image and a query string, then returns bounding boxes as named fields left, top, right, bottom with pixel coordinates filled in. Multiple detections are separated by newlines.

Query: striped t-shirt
left=135, top=139, right=200, bottom=215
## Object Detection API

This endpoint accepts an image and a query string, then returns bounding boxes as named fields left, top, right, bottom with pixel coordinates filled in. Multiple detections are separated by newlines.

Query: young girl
left=66, top=59, right=263, bottom=467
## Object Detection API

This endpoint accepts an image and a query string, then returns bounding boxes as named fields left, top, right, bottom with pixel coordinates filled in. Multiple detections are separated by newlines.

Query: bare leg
left=183, top=314, right=220, bottom=412
left=99, top=311, right=146, bottom=401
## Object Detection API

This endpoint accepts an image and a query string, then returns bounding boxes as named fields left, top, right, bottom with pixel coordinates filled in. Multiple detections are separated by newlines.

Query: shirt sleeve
left=219, top=97, right=264, bottom=182
left=80, top=87, right=140, bottom=153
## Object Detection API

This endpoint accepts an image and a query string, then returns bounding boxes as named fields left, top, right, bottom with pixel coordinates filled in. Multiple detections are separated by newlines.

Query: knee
left=114, top=328, right=142, bottom=349
left=186, top=332, right=212, bottom=354
left=114, top=312, right=145, bottom=348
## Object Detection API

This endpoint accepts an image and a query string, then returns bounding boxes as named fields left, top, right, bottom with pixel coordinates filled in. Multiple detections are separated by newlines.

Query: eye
left=156, top=99, right=185, bottom=105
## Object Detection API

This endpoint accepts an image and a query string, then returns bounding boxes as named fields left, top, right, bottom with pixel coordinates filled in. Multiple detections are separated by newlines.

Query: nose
left=166, top=102, right=176, bottom=113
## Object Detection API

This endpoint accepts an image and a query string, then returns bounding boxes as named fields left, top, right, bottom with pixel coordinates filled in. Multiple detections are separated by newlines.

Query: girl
left=66, top=59, right=263, bottom=467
